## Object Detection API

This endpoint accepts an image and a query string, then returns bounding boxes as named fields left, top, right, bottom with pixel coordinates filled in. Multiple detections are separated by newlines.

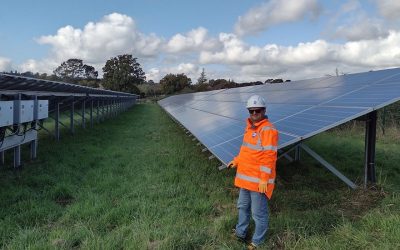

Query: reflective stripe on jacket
left=234, top=117, right=279, bottom=199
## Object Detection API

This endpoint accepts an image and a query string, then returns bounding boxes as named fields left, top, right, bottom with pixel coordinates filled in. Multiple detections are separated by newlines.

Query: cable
left=0, top=127, right=6, bottom=149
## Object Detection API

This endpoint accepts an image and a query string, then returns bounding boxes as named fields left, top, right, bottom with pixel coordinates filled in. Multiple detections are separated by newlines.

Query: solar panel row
left=159, top=68, right=400, bottom=164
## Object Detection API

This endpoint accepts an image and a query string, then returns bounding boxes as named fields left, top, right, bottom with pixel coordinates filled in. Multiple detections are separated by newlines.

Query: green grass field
left=0, top=103, right=399, bottom=249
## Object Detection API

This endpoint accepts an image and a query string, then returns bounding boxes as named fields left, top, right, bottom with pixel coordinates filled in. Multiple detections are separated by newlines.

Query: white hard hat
left=246, top=95, right=266, bottom=109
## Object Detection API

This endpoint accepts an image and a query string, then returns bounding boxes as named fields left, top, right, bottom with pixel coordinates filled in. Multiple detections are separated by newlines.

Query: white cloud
left=199, top=30, right=400, bottom=81
left=146, top=68, right=161, bottom=81
left=375, top=0, right=400, bottom=20
left=200, top=33, right=261, bottom=65
left=19, top=58, right=59, bottom=74
left=336, top=30, right=400, bottom=67
left=147, top=63, right=201, bottom=82
left=0, top=57, right=12, bottom=72
left=334, top=18, right=389, bottom=41
left=165, top=27, right=220, bottom=53
left=21, top=13, right=218, bottom=76
left=340, top=0, right=361, bottom=13
left=276, top=40, right=331, bottom=64
left=167, top=63, right=199, bottom=79
left=326, top=2, right=390, bottom=42
left=34, top=12, right=163, bottom=72
left=14, top=8, right=400, bottom=84
left=200, top=33, right=330, bottom=66
left=234, top=0, right=321, bottom=36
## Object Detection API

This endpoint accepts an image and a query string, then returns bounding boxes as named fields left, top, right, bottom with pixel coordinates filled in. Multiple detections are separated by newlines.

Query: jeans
left=235, top=188, right=269, bottom=245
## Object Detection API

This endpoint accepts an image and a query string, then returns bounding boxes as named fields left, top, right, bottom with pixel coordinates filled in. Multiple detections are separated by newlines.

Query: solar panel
left=0, top=73, right=136, bottom=97
left=159, top=67, right=400, bottom=165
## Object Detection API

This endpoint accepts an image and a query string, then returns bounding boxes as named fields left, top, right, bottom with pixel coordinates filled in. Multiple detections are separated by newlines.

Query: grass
left=0, top=103, right=399, bottom=249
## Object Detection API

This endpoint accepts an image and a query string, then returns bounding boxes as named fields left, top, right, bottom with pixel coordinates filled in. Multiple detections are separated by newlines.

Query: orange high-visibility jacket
left=233, top=117, right=279, bottom=199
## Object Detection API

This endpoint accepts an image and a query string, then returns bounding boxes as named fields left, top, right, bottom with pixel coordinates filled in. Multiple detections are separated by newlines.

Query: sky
left=1, top=0, right=400, bottom=83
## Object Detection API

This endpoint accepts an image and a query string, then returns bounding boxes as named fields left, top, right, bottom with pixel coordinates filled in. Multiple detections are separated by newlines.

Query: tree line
left=4, top=54, right=290, bottom=98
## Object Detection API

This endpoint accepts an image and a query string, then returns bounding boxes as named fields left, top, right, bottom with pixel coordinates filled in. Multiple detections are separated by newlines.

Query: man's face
left=248, top=108, right=266, bottom=123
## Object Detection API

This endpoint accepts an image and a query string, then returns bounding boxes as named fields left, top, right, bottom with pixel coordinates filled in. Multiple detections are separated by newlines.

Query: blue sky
left=1, top=0, right=400, bottom=82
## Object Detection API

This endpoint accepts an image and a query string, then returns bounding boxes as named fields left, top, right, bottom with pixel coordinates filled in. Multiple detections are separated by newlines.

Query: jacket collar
left=246, top=115, right=268, bottom=129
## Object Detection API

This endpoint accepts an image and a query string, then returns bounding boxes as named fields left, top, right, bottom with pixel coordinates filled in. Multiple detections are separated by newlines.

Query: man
left=228, top=94, right=279, bottom=249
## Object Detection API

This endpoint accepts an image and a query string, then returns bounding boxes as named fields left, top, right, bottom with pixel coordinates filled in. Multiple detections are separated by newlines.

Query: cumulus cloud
left=145, top=63, right=201, bottom=82
left=164, top=63, right=199, bottom=78
left=19, top=58, right=60, bottom=74
left=375, top=0, right=400, bottom=20
left=200, top=33, right=261, bottom=65
left=334, top=18, right=389, bottom=41
left=21, top=13, right=218, bottom=76
left=146, top=68, right=161, bottom=81
left=13, top=6, right=400, bottom=84
left=165, top=27, right=220, bottom=53
left=0, top=57, right=12, bottom=72
left=327, top=1, right=390, bottom=42
left=199, top=29, right=400, bottom=81
left=234, top=0, right=321, bottom=36
left=200, top=33, right=330, bottom=66
left=37, top=13, right=163, bottom=66
left=336, top=30, right=400, bottom=67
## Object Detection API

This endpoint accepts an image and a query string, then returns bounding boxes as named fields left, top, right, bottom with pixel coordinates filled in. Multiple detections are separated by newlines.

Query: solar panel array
left=0, top=73, right=135, bottom=97
left=0, top=73, right=138, bottom=167
left=159, top=68, right=400, bottom=164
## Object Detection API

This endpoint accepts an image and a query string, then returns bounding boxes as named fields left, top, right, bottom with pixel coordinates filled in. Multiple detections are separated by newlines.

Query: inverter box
left=34, top=100, right=49, bottom=120
left=13, top=100, right=34, bottom=124
left=0, top=101, right=14, bottom=127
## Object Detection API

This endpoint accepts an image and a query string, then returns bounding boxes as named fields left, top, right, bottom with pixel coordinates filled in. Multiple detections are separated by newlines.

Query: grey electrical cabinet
left=34, top=100, right=49, bottom=120
left=13, top=100, right=34, bottom=124
left=0, top=101, right=14, bottom=127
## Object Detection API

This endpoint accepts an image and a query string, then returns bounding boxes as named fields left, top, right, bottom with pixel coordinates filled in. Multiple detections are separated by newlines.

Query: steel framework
left=0, top=73, right=137, bottom=167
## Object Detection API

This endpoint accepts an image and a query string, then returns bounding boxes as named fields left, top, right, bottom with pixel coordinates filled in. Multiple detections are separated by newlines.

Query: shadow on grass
left=268, top=158, right=387, bottom=249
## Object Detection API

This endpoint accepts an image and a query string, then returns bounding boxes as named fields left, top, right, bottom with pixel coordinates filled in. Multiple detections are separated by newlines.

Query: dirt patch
left=147, top=240, right=163, bottom=250
left=338, top=184, right=387, bottom=220
left=55, top=197, right=74, bottom=206
left=269, top=230, right=300, bottom=250
left=212, top=202, right=235, bottom=217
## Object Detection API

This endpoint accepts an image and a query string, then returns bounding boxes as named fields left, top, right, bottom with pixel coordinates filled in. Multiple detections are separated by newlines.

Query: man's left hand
left=258, top=181, right=268, bottom=193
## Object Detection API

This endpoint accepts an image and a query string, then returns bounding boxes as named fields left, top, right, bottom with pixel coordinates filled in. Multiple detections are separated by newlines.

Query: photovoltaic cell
left=158, top=68, right=400, bottom=164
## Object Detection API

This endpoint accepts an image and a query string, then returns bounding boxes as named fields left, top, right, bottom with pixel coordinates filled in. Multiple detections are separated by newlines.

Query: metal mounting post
left=294, top=145, right=301, bottom=161
left=70, top=97, right=75, bottom=134
left=14, top=146, right=21, bottom=168
left=90, top=99, right=94, bottom=128
left=364, top=111, right=377, bottom=187
left=55, top=100, right=60, bottom=141
left=1, top=151, right=4, bottom=165
left=30, top=95, right=38, bottom=160
left=96, top=100, right=100, bottom=123
left=82, top=99, right=86, bottom=129
left=14, top=94, right=22, bottom=167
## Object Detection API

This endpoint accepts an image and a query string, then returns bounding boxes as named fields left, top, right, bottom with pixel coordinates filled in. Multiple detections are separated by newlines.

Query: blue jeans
left=235, top=188, right=269, bottom=245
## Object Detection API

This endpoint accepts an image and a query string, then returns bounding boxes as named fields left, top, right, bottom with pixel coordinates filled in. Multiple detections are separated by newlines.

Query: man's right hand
left=227, top=160, right=237, bottom=168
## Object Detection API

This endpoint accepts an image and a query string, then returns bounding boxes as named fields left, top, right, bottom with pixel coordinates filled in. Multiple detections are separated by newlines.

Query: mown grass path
left=0, top=103, right=399, bottom=249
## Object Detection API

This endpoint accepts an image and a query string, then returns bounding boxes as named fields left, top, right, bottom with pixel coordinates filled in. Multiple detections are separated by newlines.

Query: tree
left=196, top=68, right=207, bottom=85
left=137, top=82, right=162, bottom=97
left=160, top=73, right=191, bottom=94
left=53, top=59, right=98, bottom=83
left=209, top=79, right=236, bottom=89
left=265, top=78, right=284, bottom=84
left=102, top=54, right=146, bottom=94
left=78, top=79, right=101, bottom=88
left=193, top=68, right=209, bottom=92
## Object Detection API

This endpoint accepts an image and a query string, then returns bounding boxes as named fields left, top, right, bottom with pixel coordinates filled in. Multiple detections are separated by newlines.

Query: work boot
left=231, top=228, right=246, bottom=243
left=246, top=242, right=258, bottom=250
